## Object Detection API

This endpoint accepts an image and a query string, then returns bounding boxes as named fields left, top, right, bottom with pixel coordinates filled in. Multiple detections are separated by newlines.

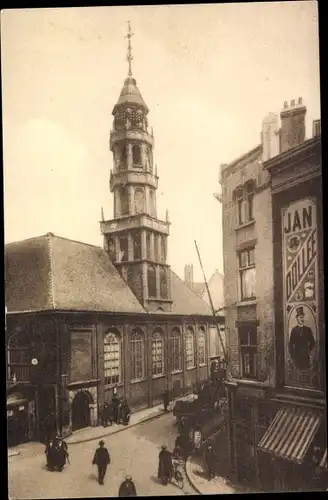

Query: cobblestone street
left=8, top=412, right=197, bottom=499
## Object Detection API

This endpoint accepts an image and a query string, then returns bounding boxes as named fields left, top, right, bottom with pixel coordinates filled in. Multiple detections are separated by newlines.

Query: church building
left=5, top=25, right=223, bottom=444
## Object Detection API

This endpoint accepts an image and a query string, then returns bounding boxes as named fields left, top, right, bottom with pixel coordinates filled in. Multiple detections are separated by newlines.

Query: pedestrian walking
left=92, top=440, right=111, bottom=485
left=163, top=389, right=170, bottom=413
left=54, top=436, right=69, bottom=471
left=45, top=439, right=55, bottom=470
left=118, top=475, right=137, bottom=497
left=203, top=443, right=216, bottom=480
left=158, top=445, right=173, bottom=486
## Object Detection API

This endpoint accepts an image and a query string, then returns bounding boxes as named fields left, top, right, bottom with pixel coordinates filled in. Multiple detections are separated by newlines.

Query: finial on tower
left=125, top=21, right=134, bottom=77
left=101, top=206, right=105, bottom=222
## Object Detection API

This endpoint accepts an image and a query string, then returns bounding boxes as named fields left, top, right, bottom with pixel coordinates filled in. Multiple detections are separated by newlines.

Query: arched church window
left=132, top=232, right=141, bottom=260
left=132, top=145, right=141, bottom=166
left=107, top=238, right=116, bottom=261
left=160, top=267, right=168, bottom=299
left=149, top=189, right=156, bottom=216
left=104, top=330, right=122, bottom=386
left=154, top=235, right=159, bottom=261
left=185, top=327, right=196, bottom=369
left=120, top=186, right=129, bottom=215
left=159, top=236, right=166, bottom=263
left=152, top=330, right=165, bottom=376
left=170, top=328, right=182, bottom=372
left=119, top=144, right=128, bottom=170
left=134, top=188, right=145, bottom=214
left=131, top=329, right=145, bottom=381
left=148, top=265, right=157, bottom=298
left=119, top=237, right=128, bottom=262
left=146, top=232, right=151, bottom=260
left=198, top=327, right=206, bottom=365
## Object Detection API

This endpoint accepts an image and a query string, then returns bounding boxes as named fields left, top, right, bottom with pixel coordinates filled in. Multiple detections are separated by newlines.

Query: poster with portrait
left=282, top=197, right=319, bottom=389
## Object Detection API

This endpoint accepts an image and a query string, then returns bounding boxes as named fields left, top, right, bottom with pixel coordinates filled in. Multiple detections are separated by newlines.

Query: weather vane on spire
left=125, top=21, right=134, bottom=77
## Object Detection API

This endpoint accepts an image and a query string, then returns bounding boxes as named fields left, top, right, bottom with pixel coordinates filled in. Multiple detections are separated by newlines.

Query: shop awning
left=319, top=449, right=327, bottom=470
left=7, top=392, right=28, bottom=407
left=258, top=406, right=322, bottom=464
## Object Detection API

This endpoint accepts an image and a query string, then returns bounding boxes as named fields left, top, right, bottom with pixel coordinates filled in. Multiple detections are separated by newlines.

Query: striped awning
left=258, top=406, right=322, bottom=464
left=319, top=449, right=327, bottom=470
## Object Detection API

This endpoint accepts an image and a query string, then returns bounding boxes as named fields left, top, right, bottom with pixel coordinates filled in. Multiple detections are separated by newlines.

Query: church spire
left=125, top=21, right=134, bottom=77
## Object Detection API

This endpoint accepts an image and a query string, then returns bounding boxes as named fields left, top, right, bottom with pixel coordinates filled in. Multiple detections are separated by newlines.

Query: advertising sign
left=282, top=198, right=319, bottom=388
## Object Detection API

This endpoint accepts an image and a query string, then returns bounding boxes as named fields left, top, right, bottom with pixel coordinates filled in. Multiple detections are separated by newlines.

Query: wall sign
left=18, top=405, right=25, bottom=411
left=282, top=198, right=319, bottom=389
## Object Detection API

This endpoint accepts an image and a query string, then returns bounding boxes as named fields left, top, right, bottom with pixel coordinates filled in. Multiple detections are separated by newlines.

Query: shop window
left=170, top=328, right=182, bottom=372
left=160, top=267, right=168, bottom=299
left=130, top=329, right=145, bottom=382
left=148, top=264, right=157, bottom=297
left=132, top=144, right=141, bottom=166
left=118, top=237, right=128, bottom=262
left=132, top=232, right=141, bottom=260
left=134, top=188, right=145, bottom=213
left=239, top=325, right=258, bottom=380
left=238, top=247, right=256, bottom=300
left=186, top=327, right=195, bottom=369
left=198, top=327, right=206, bottom=365
left=152, top=331, right=164, bottom=376
left=104, top=331, right=121, bottom=386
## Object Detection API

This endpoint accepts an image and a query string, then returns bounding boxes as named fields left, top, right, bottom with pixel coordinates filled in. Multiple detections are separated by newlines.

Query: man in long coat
left=45, top=439, right=55, bottom=470
left=158, top=445, right=173, bottom=485
left=288, top=306, right=315, bottom=370
left=118, top=475, right=137, bottom=497
left=55, top=436, right=69, bottom=471
left=112, top=393, right=120, bottom=424
left=92, top=440, right=111, bottom=485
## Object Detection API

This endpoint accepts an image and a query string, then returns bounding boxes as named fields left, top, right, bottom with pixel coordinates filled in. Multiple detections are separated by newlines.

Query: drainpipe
left=56, top=317, right=63, bottom=436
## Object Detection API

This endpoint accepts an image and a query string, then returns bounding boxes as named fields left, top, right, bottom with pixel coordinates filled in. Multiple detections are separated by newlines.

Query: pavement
left=66, top=394, right=195, bottom=445
left=185, top=455, right=236, bottom=495
left=8, top=412, right=196, bottom=498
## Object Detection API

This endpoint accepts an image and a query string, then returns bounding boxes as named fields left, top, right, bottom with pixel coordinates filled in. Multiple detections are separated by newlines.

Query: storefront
left=7, top=391, right=35, bottom=447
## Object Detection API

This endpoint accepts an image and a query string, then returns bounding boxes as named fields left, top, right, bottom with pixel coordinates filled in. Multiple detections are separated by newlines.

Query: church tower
left=100, top=22, right=172, bottom=312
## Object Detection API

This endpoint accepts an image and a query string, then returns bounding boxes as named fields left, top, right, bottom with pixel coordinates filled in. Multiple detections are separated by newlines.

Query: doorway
left=72, top=391, right=92, bottom=431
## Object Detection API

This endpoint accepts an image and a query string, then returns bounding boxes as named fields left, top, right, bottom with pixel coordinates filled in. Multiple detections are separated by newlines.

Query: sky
left=1, top=2, right=321, bottom=282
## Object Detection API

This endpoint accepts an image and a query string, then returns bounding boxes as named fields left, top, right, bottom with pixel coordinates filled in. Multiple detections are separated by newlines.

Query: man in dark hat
left=55, top=435, right=69, bottom=472
left=288, top=306, right=315, bottom=370
left=119, top=398, right=131, bottom=426
left=157, top=445, right=173, bottom=485
left=112, top=393, right=120, bottom=424
left=118, top=475, right=137, bottom=497
left=92, top=440, right=111, bottom=485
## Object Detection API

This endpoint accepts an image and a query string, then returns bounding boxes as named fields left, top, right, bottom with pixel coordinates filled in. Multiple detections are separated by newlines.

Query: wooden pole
left=194, top=241, right=227, bottom=360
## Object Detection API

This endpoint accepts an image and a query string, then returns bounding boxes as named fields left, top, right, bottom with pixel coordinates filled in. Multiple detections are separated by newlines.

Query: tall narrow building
left=100, top=23, right=171, bottom=312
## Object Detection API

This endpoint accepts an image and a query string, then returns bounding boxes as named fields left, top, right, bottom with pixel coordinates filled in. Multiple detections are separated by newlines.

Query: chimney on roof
left=261, top=113, right=279, bottom=161
left=312, top=119, right=321, bottom=137
left=184, top=264, right=194, bottom=287
left=280, top=97, right=306, bottom=153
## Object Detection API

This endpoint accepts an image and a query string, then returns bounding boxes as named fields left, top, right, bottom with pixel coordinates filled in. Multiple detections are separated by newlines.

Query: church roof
left=5, top=234, right=146, bottom=314
left=113, top=77, right=149, bottom=114
left=169, top=271, right=212, bottom=316
left=5, top=233, right=213, bottom=317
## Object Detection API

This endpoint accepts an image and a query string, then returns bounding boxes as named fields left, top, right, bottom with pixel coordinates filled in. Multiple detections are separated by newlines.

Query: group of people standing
left=45, top=435, right=69, bottom=472
left=101, top=395, right=131, bottom=427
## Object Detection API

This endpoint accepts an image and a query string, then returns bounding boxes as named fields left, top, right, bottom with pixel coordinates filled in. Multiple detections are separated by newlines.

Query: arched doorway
left=71, top=391, right=92, bottom=431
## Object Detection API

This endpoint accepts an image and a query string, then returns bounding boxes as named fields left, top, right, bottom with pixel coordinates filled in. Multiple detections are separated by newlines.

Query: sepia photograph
left=2, top=1, right=326, bottom=497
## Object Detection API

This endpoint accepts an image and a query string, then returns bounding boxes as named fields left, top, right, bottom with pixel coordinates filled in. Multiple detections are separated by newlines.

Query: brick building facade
left=220, top=99, right=326, bottom=491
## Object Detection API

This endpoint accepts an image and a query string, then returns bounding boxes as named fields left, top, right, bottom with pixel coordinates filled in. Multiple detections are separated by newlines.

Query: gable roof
left=169, top=270, right=212, bottom=316
left=5, top=233, right=146, bottom=314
